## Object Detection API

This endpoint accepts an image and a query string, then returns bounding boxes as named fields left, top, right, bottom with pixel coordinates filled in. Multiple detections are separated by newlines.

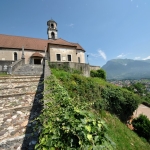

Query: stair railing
left=7, top=59, right=25, bottom=74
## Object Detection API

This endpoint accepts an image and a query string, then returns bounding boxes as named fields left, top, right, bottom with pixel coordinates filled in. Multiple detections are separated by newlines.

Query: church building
left=0, top=20, right=85, bottom=65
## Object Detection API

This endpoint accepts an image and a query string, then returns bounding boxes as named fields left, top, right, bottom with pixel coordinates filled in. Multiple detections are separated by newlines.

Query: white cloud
left=117, top=53, right=126, bottom=58
left=134, top=57, right=141, bottom=60
left=87, top=49, right=107, bottom=60
left=88, top=53, right=99, bottom=58
left=69, top=23, right=74, bottom=27
left=98, top=50, right=107, bottom=60
left=143, top=56, right=150, bottom=60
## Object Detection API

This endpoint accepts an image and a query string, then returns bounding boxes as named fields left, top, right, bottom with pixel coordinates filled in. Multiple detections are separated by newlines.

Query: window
left=51, top=32, right=55, bottom=39
left=56, top=54, right=61, bottom=61
left=34, top=59, right=41, bottom=64
left=14, top=52, right=17, bottom=61
left=78, top=57, right=80, bottom=63
left=68, top=55, right=71, bottom=61
left=51, top=23, right=54, bottom=28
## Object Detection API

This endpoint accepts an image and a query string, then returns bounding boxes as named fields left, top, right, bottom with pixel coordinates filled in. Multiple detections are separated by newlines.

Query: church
left=0, top=20, right=85, bottom=66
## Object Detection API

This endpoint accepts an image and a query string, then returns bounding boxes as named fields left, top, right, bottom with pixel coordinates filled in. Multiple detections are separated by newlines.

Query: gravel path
left=134, top=104, right=150, bottom=120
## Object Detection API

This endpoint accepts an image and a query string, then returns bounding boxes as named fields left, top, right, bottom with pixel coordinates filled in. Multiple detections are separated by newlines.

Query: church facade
left=0, top=20, right=85, bottom=66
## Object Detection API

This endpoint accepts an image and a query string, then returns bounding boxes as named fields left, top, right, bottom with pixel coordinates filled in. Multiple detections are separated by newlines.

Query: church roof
left=0, top=34, right=85, bottom=52
left=48, top=38, right=76, bottom=47
left=71, top=42, right=85, bottom=51
left=0, top=34, right=48, bottom=51
left=48, top=39, right=85, bottom=51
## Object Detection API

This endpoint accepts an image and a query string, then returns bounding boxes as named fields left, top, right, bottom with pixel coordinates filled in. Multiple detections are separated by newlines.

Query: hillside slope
left=49, top=69, right=150, bottom=149
left=102, top=59, right=150, bottom=80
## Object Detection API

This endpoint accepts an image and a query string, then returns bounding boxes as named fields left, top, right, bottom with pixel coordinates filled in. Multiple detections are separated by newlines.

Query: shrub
left=35, top=75, right=115, bottom=149
left=101, top=86, right=140, bottom=121
left=52, top=69, right=141, bottom=121
left=132, top=114, right=150, bottom=142
left=90, top=69, right=106, bottom=80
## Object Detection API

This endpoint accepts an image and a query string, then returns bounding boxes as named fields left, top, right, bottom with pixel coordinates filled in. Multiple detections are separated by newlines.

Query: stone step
left=0, top=75, right=41, bottom=79
left=0, top=74, right=44, bottom=149
left=14, top=72, right=43, bottom=76
left=0, top=92, right=43, bottom=111
left=0, top=135, right=25, bottom=150
left=0, top=78, right=42, bottom=83
left=0, top=103, right=42, bottom=146
left=0, top=80, right=43, bottom=90
left=0, top=85, right=43, bottom=96
left=0, top=81, right=43, bottom=89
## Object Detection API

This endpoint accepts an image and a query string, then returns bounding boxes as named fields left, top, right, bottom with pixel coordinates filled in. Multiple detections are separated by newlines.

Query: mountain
left=102, top=59, right=150, bottom=80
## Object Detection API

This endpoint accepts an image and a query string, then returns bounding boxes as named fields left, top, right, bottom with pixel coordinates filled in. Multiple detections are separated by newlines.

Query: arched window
left=51, top=23, right=54, bottom=28
left=78, top=57, right=80, bottom=63
left=14, top=52, right=17, bottom=61
left=51, top=32, right=55, bottom=39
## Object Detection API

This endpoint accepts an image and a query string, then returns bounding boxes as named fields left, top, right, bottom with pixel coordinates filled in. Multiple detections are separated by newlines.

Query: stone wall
left=49, top=62, right=100, bottom=77
left=90, top=65, right=101, bottom=71
left=0, top=61, right=14, bottom=72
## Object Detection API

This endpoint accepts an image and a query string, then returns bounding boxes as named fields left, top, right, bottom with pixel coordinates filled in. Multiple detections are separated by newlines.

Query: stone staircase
left=0, top=75, right=44, bottom=150
left=13, top=65, right=43, bottom=76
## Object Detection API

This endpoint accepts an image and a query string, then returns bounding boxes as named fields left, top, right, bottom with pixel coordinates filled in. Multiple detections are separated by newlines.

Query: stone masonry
left=0, top=75, right=44, bottom=150
left=13, top=65, right=43, bottom=76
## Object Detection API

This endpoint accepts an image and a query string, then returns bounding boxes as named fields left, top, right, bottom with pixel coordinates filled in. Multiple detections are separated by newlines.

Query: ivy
left=35, top=75, right=115, bottom=150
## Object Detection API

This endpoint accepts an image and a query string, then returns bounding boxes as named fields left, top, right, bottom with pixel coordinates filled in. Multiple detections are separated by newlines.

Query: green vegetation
left=123, top=82, right=150, bottom=104
left=132, top=114, right=150, bottom=142
left=123, top=82, right=146, bottom=97
left=35, top=75, right=115, bottom=149
left=36, top=68, right=150, bottom=149
left=105, top=113, right=150, bottom=150
left=49, top=62, right=82, bottom=75
left=52, top=68, right=141, bottom=121
left=90, top=69, right=106, bottom=80
left=0, top=72, right=8, bottom=76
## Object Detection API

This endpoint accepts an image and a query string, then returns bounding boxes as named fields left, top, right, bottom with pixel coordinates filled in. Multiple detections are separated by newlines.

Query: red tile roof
left=0, top=34, right=48, bottom=51
left=48, top=38, right=75, bottom=47
left=71, top=42, right=85, bottom=51
left=0, top=34, right=85, bottom=52
left=31, top=52, right=44, bottom=57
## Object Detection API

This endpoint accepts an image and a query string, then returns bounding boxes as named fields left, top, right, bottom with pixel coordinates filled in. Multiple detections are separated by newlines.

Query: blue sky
left=0, top=0, right=150, bottom=66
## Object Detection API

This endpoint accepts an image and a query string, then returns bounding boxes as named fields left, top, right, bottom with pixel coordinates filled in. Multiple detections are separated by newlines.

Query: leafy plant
left=90, top=69, right=106, bottom=80
left=101, top=86, right=141, bottom=121
left=132, top=114, right=150, bottom=142
left=51, top=69, right=141, bottom=121
left=35, top=75, right=115, bottom=150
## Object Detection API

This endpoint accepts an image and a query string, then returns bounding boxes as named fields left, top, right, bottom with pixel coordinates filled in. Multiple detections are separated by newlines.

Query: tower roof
left=47, top=19, right=57, bottom=26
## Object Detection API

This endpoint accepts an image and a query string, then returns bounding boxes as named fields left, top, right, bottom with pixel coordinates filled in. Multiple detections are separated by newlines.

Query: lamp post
left=45, top=46, right=47, bottom=60
left=87, top=55, right=89, bottom=64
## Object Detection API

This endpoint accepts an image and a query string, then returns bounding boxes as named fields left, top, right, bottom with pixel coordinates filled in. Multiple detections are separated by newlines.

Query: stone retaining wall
left=49, top=62, right=100, bottom=77
left=0, top=61, right=14, bottom=72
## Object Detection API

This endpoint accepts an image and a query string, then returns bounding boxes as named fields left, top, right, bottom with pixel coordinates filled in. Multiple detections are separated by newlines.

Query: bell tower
left=47, top=19, right=58, bottom=40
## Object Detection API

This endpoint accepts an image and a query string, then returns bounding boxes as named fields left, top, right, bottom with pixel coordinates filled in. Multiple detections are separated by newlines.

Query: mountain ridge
left=102, top=59, right=150, bottom=80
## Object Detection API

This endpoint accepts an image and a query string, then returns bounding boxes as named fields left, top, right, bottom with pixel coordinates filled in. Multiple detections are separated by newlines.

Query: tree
left=132, top=114, right=150, bottom=142
left=90, top=69, right=106, bottom=80
left=123, top=82, right=146, bottom=96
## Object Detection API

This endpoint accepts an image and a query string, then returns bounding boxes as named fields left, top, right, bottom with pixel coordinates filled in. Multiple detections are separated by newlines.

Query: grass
left=103, top=112, right=150, bottom=150
left=0, top=72, right=9, bottom=76
left=51, top=68, right=150, bottom=149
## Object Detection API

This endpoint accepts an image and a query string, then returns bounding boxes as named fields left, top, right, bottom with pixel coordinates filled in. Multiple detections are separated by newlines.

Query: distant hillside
left=102, top=59, right=150, bottom=80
